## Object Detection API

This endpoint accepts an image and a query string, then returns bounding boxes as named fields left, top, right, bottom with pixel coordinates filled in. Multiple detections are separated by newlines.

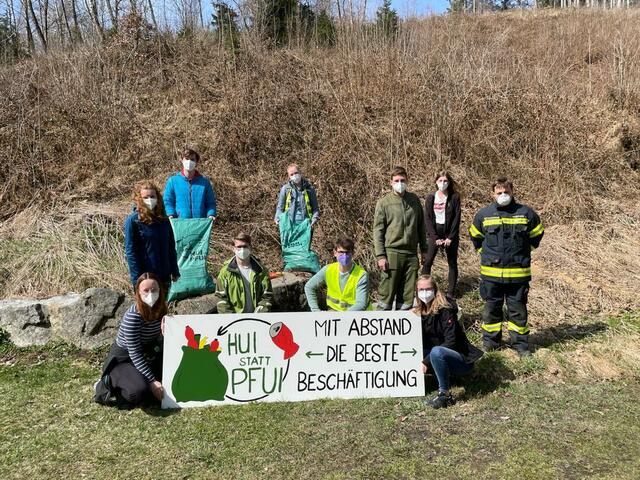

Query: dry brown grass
left=0, top=9, right=639, bottom=324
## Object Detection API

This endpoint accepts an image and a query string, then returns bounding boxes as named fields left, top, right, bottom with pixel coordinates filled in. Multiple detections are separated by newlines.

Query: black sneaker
left=93, top=375, right=112, bottom=405
left=426, top=392, right=456, bottom=409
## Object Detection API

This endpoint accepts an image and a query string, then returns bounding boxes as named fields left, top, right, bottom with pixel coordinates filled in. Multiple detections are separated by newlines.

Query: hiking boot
left=517, top=348, right=532, bottom=358
left=426, top=392, right=456, bottom=409
left=93, top=375, right=112, bottom=405
left=483, top=342, right=501, bottom=352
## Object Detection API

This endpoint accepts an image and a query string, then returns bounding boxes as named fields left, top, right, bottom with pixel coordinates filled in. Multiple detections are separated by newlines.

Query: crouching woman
left=415, top=275, right=483, bottom=409
left=94, top=273, right=167, bottom=408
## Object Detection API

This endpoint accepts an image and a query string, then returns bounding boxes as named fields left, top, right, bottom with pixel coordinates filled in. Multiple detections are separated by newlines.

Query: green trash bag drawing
left=278, top=212, right=320, bottom=273
left=172, top=326, right=228, bottom=402
left=168, top=218, right=216, bottom=302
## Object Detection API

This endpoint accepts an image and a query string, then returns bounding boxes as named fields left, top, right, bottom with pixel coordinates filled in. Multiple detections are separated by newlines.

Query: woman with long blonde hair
left=124, top=180, right=180, bottom=290
left=415, top=275, right=483, bottom=409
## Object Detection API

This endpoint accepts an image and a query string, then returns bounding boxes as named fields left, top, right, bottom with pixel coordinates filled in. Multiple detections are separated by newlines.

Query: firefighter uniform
left=469, top=199, right=544, bottom=352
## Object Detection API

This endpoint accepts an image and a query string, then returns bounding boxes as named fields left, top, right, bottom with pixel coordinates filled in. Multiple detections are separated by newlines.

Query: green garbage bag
left=172, top=346, right=229, bottom=402
left=278, top=212, right=320, bottom=273
left=168, top=218, right=215, bottom=302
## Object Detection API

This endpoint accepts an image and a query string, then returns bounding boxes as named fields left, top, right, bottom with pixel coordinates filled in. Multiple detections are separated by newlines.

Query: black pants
left=109, top=363, right=156, bottom=405
left=479, top=280, right=529, bottom=351
left=422, top=225, right=459, bottom=297
left=102, top=341, right=163, bottom=407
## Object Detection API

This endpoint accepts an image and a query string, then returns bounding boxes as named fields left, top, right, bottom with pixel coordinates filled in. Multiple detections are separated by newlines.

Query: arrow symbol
left=305, top=351, right=323, bottom=358
left=217, top=317, right=271, bottom=336
left=400, top=348, right=417, bottom=356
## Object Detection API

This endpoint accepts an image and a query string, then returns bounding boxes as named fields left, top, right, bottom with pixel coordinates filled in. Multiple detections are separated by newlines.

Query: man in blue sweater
left=163, top=149, right=218, bottom=220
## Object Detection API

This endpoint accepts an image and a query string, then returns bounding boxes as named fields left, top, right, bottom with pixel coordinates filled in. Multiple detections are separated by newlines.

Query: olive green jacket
left=372, top=191, right=428, bottom=258
left=213, top=256, right=274, bottom=314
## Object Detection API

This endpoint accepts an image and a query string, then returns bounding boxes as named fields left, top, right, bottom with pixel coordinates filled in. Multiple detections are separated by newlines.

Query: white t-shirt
left=434, top=193, right=447, bottom=225
left=238, top=265, right=254, bottom=313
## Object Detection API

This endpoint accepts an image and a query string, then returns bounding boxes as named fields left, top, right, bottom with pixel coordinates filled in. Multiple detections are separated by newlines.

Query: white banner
left=161, top=311, right=425, bottom=408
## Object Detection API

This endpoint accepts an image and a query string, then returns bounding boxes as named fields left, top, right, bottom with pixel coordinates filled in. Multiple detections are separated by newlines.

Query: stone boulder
left=0, top=273, right=310, bottom=348
left=0, top=299, right=51, bottom=346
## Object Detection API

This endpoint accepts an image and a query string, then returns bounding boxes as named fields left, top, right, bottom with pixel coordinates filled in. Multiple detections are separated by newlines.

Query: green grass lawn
left=2, top=317, right=640, bottom=480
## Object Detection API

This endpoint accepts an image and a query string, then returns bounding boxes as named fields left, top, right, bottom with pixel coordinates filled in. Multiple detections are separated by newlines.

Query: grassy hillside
left=1, top=10, right=639, bottom=327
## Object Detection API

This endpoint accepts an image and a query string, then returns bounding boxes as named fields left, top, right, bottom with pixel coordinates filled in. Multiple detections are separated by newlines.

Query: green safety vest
left=325, top=262, right=372, bottom=311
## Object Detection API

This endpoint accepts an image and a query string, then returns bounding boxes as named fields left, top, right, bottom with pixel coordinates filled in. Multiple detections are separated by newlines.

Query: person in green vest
left=212, top=232, right=274, bottom=314
left=304, top=236, right=371, bottom=312
left=373, top=166, right=428, bottom=310
left=274, top=163, right=320, bottom=227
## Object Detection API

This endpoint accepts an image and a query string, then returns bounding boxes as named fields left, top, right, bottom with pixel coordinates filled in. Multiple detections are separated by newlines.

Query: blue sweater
left=163, top=171, right=217, bottom=218
left=124, top=210, right=179, bottom=287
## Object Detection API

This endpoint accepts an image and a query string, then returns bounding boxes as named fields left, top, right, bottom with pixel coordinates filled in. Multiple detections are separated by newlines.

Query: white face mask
left=141, top=291, right=159, bottom=308
left=182, top=159, right=196, bottom=172
left=290, top=173, right=302, bottom=184
left=496, top=193, right=512, bottom=206
left=392, top=181, right=407, bottom=194
left=437, top=181, right=449, bottom=192
left=418, top=289, right=435, bottom=304
left=143, top=198, right=157, bottom=210
left=235, top=247, right=251, bottom=261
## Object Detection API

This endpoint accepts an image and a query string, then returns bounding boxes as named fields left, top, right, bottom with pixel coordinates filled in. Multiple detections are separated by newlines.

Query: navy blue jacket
left=469, top=200, right=544, bottom=284
left=124, top=210, right=179, bottom=287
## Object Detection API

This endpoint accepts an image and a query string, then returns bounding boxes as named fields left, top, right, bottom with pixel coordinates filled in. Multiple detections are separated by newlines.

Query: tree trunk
left=83, top=0, right=106, bottom=40
left=26, top=0, right=48, bottom=50
left=69, top=0, right=82, bottom=41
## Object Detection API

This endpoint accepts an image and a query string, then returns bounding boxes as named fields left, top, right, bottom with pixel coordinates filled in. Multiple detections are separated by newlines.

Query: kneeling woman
left=415, top=275, right=483, bottom=409
left=94, top=273, right=167, bottom=408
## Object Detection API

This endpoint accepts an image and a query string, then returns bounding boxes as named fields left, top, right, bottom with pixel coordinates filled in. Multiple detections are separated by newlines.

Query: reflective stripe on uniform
left=469, top=224, right=484, bottom=238
left=529, top=223, right=544, bottom=238
left=326, top=294, right=352, bottom=310
left=482, top=217, right=529, bottom=227
left=476, top=247, right=483, bottom=253
left=507, top=321, right=530, bottom=335
left=481, top=322, right=502, bottom=333
left=480, top=265, right=531, bottom=279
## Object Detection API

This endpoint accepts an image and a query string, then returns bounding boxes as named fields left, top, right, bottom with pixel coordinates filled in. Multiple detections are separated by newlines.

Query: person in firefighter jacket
left=469, top=177, right=544, bottom=356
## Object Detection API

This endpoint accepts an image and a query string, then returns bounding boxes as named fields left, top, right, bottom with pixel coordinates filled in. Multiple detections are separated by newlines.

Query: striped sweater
left=115, top=304, right=162, bottom=382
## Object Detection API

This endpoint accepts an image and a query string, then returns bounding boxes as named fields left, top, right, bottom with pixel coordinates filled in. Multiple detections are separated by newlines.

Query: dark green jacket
left=213, top=256, right=274, bottom=313
left=373, top=192, right=428, bottom=258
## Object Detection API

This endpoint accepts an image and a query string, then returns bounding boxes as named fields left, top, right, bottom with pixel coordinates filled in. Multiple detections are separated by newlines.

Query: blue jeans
left=428, top=346, right=474, bottom=392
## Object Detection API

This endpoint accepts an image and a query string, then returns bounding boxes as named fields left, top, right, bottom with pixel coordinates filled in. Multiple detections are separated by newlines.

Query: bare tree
left=24, top=0, right=47, bottom=49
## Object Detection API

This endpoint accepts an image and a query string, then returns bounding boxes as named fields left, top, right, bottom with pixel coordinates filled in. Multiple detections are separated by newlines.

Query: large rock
left=0, top=299, right=51, bottom=346
left=174, top=293, right=219, bottom=315
left=271, top=272, right=311, bottom=311
left=0, top=274, right=310, bottom=348
left=47, top=288, right=125, bottom=349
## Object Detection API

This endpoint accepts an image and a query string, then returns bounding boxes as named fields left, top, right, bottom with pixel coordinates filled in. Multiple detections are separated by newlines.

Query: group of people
left=94, top=153, right=544, bottom=411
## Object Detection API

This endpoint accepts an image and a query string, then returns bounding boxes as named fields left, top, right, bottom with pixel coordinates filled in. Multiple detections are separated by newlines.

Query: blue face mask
left=337, top=253, right=352, bottom=267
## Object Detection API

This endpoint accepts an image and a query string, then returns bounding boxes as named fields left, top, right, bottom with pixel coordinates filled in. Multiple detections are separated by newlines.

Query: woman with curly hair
left=124, top=180, right=180, bottom=290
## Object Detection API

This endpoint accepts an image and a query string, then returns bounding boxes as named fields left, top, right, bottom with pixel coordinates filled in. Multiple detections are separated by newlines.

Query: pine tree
left=376, top=0, right=399, bottom=40
left=315, top=10, right=336, bottom=47
left=211, top=2, right=240, bottom=51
